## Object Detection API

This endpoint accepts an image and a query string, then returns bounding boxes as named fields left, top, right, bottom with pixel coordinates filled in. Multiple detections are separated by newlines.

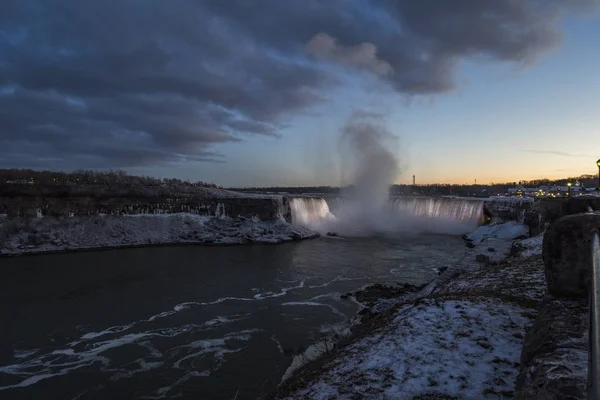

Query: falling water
left=288, top=197, right=484, bottom=236
left=390, top=198, right=484, bottom=222
left=289, top=198, right=335, bottom=227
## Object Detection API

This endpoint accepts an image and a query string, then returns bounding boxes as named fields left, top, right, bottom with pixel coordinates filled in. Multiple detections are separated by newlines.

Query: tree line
left=0, top=169, right=221, bottom=188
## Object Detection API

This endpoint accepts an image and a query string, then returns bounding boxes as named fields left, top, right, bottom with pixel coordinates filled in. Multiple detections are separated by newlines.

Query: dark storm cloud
left=0, top=0, right=597, bottom=170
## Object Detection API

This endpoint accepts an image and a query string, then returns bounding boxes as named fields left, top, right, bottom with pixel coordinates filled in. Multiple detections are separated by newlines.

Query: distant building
left=507, top=184, right=585, bottom=198
left=507, top=184, right=537, bottom=196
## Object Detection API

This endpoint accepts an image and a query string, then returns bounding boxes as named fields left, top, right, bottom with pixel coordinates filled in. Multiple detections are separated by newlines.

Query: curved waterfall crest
left=288, top=196, right=484, bottom=236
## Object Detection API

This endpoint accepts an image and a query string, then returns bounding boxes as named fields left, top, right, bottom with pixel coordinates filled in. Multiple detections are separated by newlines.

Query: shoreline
left=0, top=235, right=321, bottom=258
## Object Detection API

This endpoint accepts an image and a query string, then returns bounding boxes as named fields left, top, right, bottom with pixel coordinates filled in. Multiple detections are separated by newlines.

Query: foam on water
left=1, top=318, right=261, bottom=391
left=270, top=335, right=285, bottom=354
left=1, top=278, right=313, bottom=392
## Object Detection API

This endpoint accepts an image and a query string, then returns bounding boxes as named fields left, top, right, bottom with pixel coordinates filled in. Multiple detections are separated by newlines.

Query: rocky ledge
left=0, top=213, right=318, bottom=256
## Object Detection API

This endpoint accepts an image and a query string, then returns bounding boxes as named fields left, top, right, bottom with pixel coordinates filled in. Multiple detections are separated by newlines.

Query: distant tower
left=413, top=175, right=415, bottom=185
left=475, top=179, right=477, bottom=185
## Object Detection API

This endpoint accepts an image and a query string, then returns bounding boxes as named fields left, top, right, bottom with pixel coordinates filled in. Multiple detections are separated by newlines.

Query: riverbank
left=0, top=214, right=318, bottom=257
left=270, top=222, right=544, bottom=399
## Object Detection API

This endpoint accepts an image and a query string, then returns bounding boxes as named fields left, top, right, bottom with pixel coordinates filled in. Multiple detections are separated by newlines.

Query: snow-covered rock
left=466, top=221, right=529, bottom=244
left=0, top=214, right=318, bottom=256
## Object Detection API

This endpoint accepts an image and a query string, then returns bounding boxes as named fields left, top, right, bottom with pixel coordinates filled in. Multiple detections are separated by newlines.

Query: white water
left=289, top=198, right=336, bottom=228
left=288, top=197, right=484, bottom=236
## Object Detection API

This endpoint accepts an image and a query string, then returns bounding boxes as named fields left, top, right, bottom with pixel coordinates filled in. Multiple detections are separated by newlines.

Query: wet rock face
left=515, top=296, right=588, bottom=400
left=542, top=211, right=600, bottom=298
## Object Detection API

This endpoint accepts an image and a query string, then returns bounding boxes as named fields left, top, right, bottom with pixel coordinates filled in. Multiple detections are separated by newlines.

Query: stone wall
left=516, top=296, right=588, bottom=400
left=515, top=211, right=599, bottom=399
left=525, top=196, right=600, bottom=235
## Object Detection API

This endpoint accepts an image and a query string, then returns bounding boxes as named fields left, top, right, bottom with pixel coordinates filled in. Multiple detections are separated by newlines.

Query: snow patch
left=283, top=298, right=534, bottom=400
left=467, top=221, right=528, bottom=244
left=517, top=234, right=544, bottom=258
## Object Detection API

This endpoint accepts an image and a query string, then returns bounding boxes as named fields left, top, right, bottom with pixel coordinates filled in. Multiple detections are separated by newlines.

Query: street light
left=568, top=182, right=572, bottom=198
left=597, top=159, right=600, bottom=191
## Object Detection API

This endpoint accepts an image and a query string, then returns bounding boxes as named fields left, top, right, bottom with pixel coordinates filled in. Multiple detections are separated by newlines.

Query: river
left=0, top=234, right=465, bottom=399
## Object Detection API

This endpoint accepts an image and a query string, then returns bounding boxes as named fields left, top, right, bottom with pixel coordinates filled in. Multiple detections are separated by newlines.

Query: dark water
left=0, top=234, right=465, bottom=400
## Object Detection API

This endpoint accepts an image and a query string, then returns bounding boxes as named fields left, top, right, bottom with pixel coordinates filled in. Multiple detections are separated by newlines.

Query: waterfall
left=390, top=198, right=484, bottom=225
left=288, top=197, right=484, bottom=236
left=289, top=198, right=335, bottom=227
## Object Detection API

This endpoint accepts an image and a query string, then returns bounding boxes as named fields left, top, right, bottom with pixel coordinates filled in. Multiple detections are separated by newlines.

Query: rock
left=509, top=241, right=525, bottom=257
left=515, top=296, right=588, bottom=400
left=516, top=349, right=588, bottom=400
left=26, top=233, right=39, bottom=245
left=351, top=283, right=424, bottom=305
left=326, top=232, right=338, bottom=237
left=542, top=211, right=600, bottom=298
left=475, top=254, right=490, bottom=264
left=290, top=231, right=303, bottom=240
left=466, top=242, right=475, bottom=248
left=519, top=297, right=588, bottom=366
left=436, top=266, right=448, bottom=275
left=523, top=203, right=544, bottom=236
left=487, top=247, right=496, bottom=252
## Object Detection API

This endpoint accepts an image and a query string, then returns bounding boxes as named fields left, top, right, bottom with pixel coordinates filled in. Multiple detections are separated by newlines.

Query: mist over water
left=290, top=114, right=483, bottom=236
left=333, top=115, right=400, bottom=235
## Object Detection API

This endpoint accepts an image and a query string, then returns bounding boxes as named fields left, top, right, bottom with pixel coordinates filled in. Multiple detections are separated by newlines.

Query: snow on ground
left=515, top=234, right=544, bottom=258
left=282, top=298, right=535, bottom=400
left=435, top=253, right=546, bottom=306
left=0, top=214, right=318, bottom=256
left=466, top=221, right=528, bottom=244
left=274, top=226, right=548, bottom=400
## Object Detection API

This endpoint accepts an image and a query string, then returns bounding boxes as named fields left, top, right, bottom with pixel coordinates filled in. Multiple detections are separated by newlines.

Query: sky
left=1, top=0, right=599, bottom=187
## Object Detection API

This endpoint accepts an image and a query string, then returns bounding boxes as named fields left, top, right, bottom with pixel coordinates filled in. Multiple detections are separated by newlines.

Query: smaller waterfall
left=289, top=198, right=335, bottom=228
